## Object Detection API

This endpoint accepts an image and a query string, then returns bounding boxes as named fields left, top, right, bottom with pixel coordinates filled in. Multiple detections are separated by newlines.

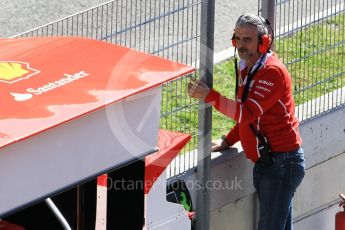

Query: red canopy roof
left=0, top=37, right=194, bottom=149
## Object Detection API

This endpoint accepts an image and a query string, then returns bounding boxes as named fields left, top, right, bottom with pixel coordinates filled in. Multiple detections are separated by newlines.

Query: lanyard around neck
left=234, top=55, right=265, bottom=103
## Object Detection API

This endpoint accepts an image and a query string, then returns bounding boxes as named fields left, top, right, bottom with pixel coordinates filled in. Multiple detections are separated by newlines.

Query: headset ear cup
left=231, top=32, right=236, bottom=47
left=232, top=39, right=236, bottom=47
left=259, top=34, right=271, bottom=53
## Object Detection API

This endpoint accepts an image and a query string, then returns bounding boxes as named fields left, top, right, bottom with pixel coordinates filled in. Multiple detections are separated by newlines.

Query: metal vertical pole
left=196, top=0, right=215, bottom=229
left=261, top=0, right=275, bottom=51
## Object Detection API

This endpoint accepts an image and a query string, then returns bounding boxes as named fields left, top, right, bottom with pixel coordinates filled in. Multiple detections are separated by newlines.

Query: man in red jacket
left=188, top=13, right=305, bottom=230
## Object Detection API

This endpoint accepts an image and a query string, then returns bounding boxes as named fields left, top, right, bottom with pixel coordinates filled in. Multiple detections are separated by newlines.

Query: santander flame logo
left=0, top=61, right=40, bottom=84
left=10, top=92, right=33, bottom=102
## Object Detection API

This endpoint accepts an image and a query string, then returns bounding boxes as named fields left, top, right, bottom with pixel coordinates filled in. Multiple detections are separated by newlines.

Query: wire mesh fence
left=15, top=0, right=201, bottom=65
left=273, top=0, right=345, bottom=121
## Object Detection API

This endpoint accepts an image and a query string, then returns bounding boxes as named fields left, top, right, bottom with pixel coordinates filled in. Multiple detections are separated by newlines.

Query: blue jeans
left=253, top=147, right=305, bottom=230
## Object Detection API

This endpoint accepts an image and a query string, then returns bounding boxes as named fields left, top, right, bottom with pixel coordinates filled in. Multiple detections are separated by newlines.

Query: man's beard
left=238, top=48, right=255, bottom=60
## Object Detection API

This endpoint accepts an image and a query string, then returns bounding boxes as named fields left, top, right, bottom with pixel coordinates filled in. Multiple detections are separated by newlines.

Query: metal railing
left=271, top=0, right=345, bottom=121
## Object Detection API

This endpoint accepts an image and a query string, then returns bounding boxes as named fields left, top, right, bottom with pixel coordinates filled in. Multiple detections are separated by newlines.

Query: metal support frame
left=45, top=198, right=72, bottom=230
left=261, top=0, right=276, bottom=51
left=196, top=0, right=215, bottom=229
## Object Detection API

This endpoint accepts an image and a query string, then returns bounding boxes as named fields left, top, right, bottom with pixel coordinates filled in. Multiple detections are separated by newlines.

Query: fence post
left=261, top=0, right=275, bottom=50
left=196, top=0, right=215, bottom=229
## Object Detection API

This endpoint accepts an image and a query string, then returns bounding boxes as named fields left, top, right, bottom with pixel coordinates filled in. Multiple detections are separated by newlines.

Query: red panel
left=97, top=174, right=108, bottom=187
left=0, top=37, right=195, bottom=149
left=144, top=130, right=191, bottom=194
left=0, top=221, right=25, bottom=230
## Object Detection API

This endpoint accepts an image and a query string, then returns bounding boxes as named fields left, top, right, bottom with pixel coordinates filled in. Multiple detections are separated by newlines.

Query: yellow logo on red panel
left=0, top=61, right=39, bottom=83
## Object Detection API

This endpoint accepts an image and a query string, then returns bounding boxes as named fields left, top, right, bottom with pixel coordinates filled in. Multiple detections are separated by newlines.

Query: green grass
left=276, top=14, right=345, bottom=105
left=160, top=13, right=345, bottom=152
left=211, top=58, right=237, bottom=139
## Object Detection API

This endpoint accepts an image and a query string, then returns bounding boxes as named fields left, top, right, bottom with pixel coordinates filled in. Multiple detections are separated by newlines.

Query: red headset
left=231, top=27, right=272, bottom=54
left=232, top=32, right=272, bottom=54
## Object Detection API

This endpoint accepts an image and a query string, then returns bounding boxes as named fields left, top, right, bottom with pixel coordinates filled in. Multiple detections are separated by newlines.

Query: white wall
left=176, top=105, right=345, bottom=230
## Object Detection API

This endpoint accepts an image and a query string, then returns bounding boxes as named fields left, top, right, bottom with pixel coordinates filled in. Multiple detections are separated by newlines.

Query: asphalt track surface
left=0, top=0, right=258, bottom=52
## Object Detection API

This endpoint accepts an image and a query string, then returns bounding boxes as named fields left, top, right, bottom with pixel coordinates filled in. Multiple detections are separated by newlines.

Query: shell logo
left=0, top=61, right=40, bottom=83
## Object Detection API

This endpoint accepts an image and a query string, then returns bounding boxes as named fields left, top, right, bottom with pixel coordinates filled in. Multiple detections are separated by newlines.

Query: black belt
left=256, top=147, right=301, bottom=166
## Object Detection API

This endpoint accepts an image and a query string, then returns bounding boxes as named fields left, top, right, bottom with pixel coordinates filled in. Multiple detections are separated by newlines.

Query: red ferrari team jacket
left=205, top=53, right=302, bottom=162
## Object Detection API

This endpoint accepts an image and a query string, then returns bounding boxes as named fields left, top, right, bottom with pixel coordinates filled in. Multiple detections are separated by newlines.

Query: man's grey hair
left=235, top=13, right=269, bottom=37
